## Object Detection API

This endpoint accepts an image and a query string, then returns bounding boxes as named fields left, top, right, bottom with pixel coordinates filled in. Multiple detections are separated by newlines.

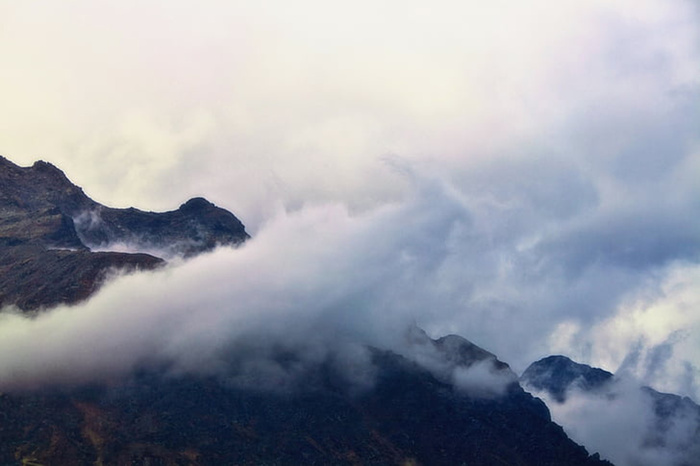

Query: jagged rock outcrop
left=73, top=196, right=248, bottom=257
left=0, top=245, right=163, bottom=310
left=0, top=156, right=249, bottom=311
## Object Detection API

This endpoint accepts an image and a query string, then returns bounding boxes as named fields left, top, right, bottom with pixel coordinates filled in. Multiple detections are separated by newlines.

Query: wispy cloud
left=531, top=377, right=700, bottom=466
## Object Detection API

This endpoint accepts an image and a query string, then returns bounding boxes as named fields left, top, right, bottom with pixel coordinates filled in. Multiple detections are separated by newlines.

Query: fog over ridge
left=0, top=174, right=476, bottom=390
left=0, top=168, right=698, bottom=402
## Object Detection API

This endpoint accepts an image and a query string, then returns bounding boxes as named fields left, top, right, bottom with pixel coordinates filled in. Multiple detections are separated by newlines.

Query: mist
left=0, top=167, right=697, bottom=395
left=1, top=0, right=700, bottom=459
left=2, top=1, right=698, bottom=226
left=530, top=377, right=700, bottom=466
left=0, top=174, right=505, bottom=391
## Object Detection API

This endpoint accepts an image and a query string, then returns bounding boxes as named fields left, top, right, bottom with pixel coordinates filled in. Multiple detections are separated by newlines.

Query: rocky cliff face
left=0, top=156, right=248, bottom=310
left=73, top=196, right=248, bottom=258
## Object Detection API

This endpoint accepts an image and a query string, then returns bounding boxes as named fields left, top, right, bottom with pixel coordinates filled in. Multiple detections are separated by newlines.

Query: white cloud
left=548, top=264, right=700, bottom=401
left=1, top=0, right=699, bottom=452
left=532, top=378, right=700, bottom=466
left=1, top=0, right=697, bottom=224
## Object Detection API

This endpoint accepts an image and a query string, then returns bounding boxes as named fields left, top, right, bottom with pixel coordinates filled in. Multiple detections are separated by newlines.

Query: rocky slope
left=0, top=155, right=248, bottom=310
left=0, top=334, right=611, bottom=466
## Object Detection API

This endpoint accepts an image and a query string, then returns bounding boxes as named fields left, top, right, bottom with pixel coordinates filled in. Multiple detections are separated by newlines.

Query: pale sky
left=1, top=3, right=700, bottom=458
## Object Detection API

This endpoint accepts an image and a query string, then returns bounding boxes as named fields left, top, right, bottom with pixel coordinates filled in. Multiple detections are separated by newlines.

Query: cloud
left=0, top=0, right=699, bottom=452
left=0, top=175, right=509, bottom=398
left=0, top=176, right=473, bottom=391
left=0, top=164, right=696, bottom=397
left=550, top=264, right=700, bottom=401
left=451, top=361, right=516, bottom=398
left=1, top=1, right=697, bottom=226
left=531, top=377, right=700, bottom=466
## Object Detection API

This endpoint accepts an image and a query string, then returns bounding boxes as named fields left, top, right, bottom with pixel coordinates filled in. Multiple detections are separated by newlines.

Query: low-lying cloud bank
left=0, top=176, right=484, bottom=392
left=0, top=175, right=515, bottom=397
left=0, top=167, right=698, bottom=401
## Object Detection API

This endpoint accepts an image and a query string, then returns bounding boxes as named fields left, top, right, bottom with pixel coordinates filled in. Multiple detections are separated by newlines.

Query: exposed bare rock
left=0, top=155, right=248, bottom=311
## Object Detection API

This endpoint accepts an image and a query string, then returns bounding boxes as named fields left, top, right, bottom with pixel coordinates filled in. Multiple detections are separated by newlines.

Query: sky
left=1, top=0, right=700, bottom=459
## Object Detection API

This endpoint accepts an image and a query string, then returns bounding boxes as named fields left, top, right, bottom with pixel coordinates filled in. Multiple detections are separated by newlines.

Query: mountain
left=520, top=355, right=614, bottom=403
left=522, top=356, right=700, bottom=466
left=0, top=155, right=248, bottom=310
left=0, top=156, right=610, bottom=465
left=0, top=333, right=611, bottom=466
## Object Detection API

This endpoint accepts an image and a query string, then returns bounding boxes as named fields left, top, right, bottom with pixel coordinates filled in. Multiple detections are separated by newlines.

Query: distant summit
left=521, top=355, right=613, bottom=402
left=0, top=155, right=249, bottom=310
left=522, top=355, right=700, bottom=465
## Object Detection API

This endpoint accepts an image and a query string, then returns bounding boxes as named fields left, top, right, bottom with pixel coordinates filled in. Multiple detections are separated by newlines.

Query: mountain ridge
left=0, top=155, right=249, bottom=311
left=0, top=335, right=612, bottom=466
left=0, top=156, right=612, bottom=465
left=521, top=355, right=614, bottom=403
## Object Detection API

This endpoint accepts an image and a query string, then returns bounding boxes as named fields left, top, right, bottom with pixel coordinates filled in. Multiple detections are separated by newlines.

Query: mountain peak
left=521, top=355, right=613, bottom=402
left=434, top=333, right=507, bottom=368
left=179, top=196, right=213, bottom=211
left=0, top=156, right=249, bottom=310
left=31, top=159, right=64, bottom=174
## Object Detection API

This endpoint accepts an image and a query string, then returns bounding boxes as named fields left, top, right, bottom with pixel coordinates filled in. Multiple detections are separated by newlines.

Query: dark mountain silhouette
left=0, top=155, right=248, bottom=310
left=0, top=334, right=612, bottom=466
left=0, top=156, right=611, bottom=465
left=520, top=355, right=614, bottom=403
